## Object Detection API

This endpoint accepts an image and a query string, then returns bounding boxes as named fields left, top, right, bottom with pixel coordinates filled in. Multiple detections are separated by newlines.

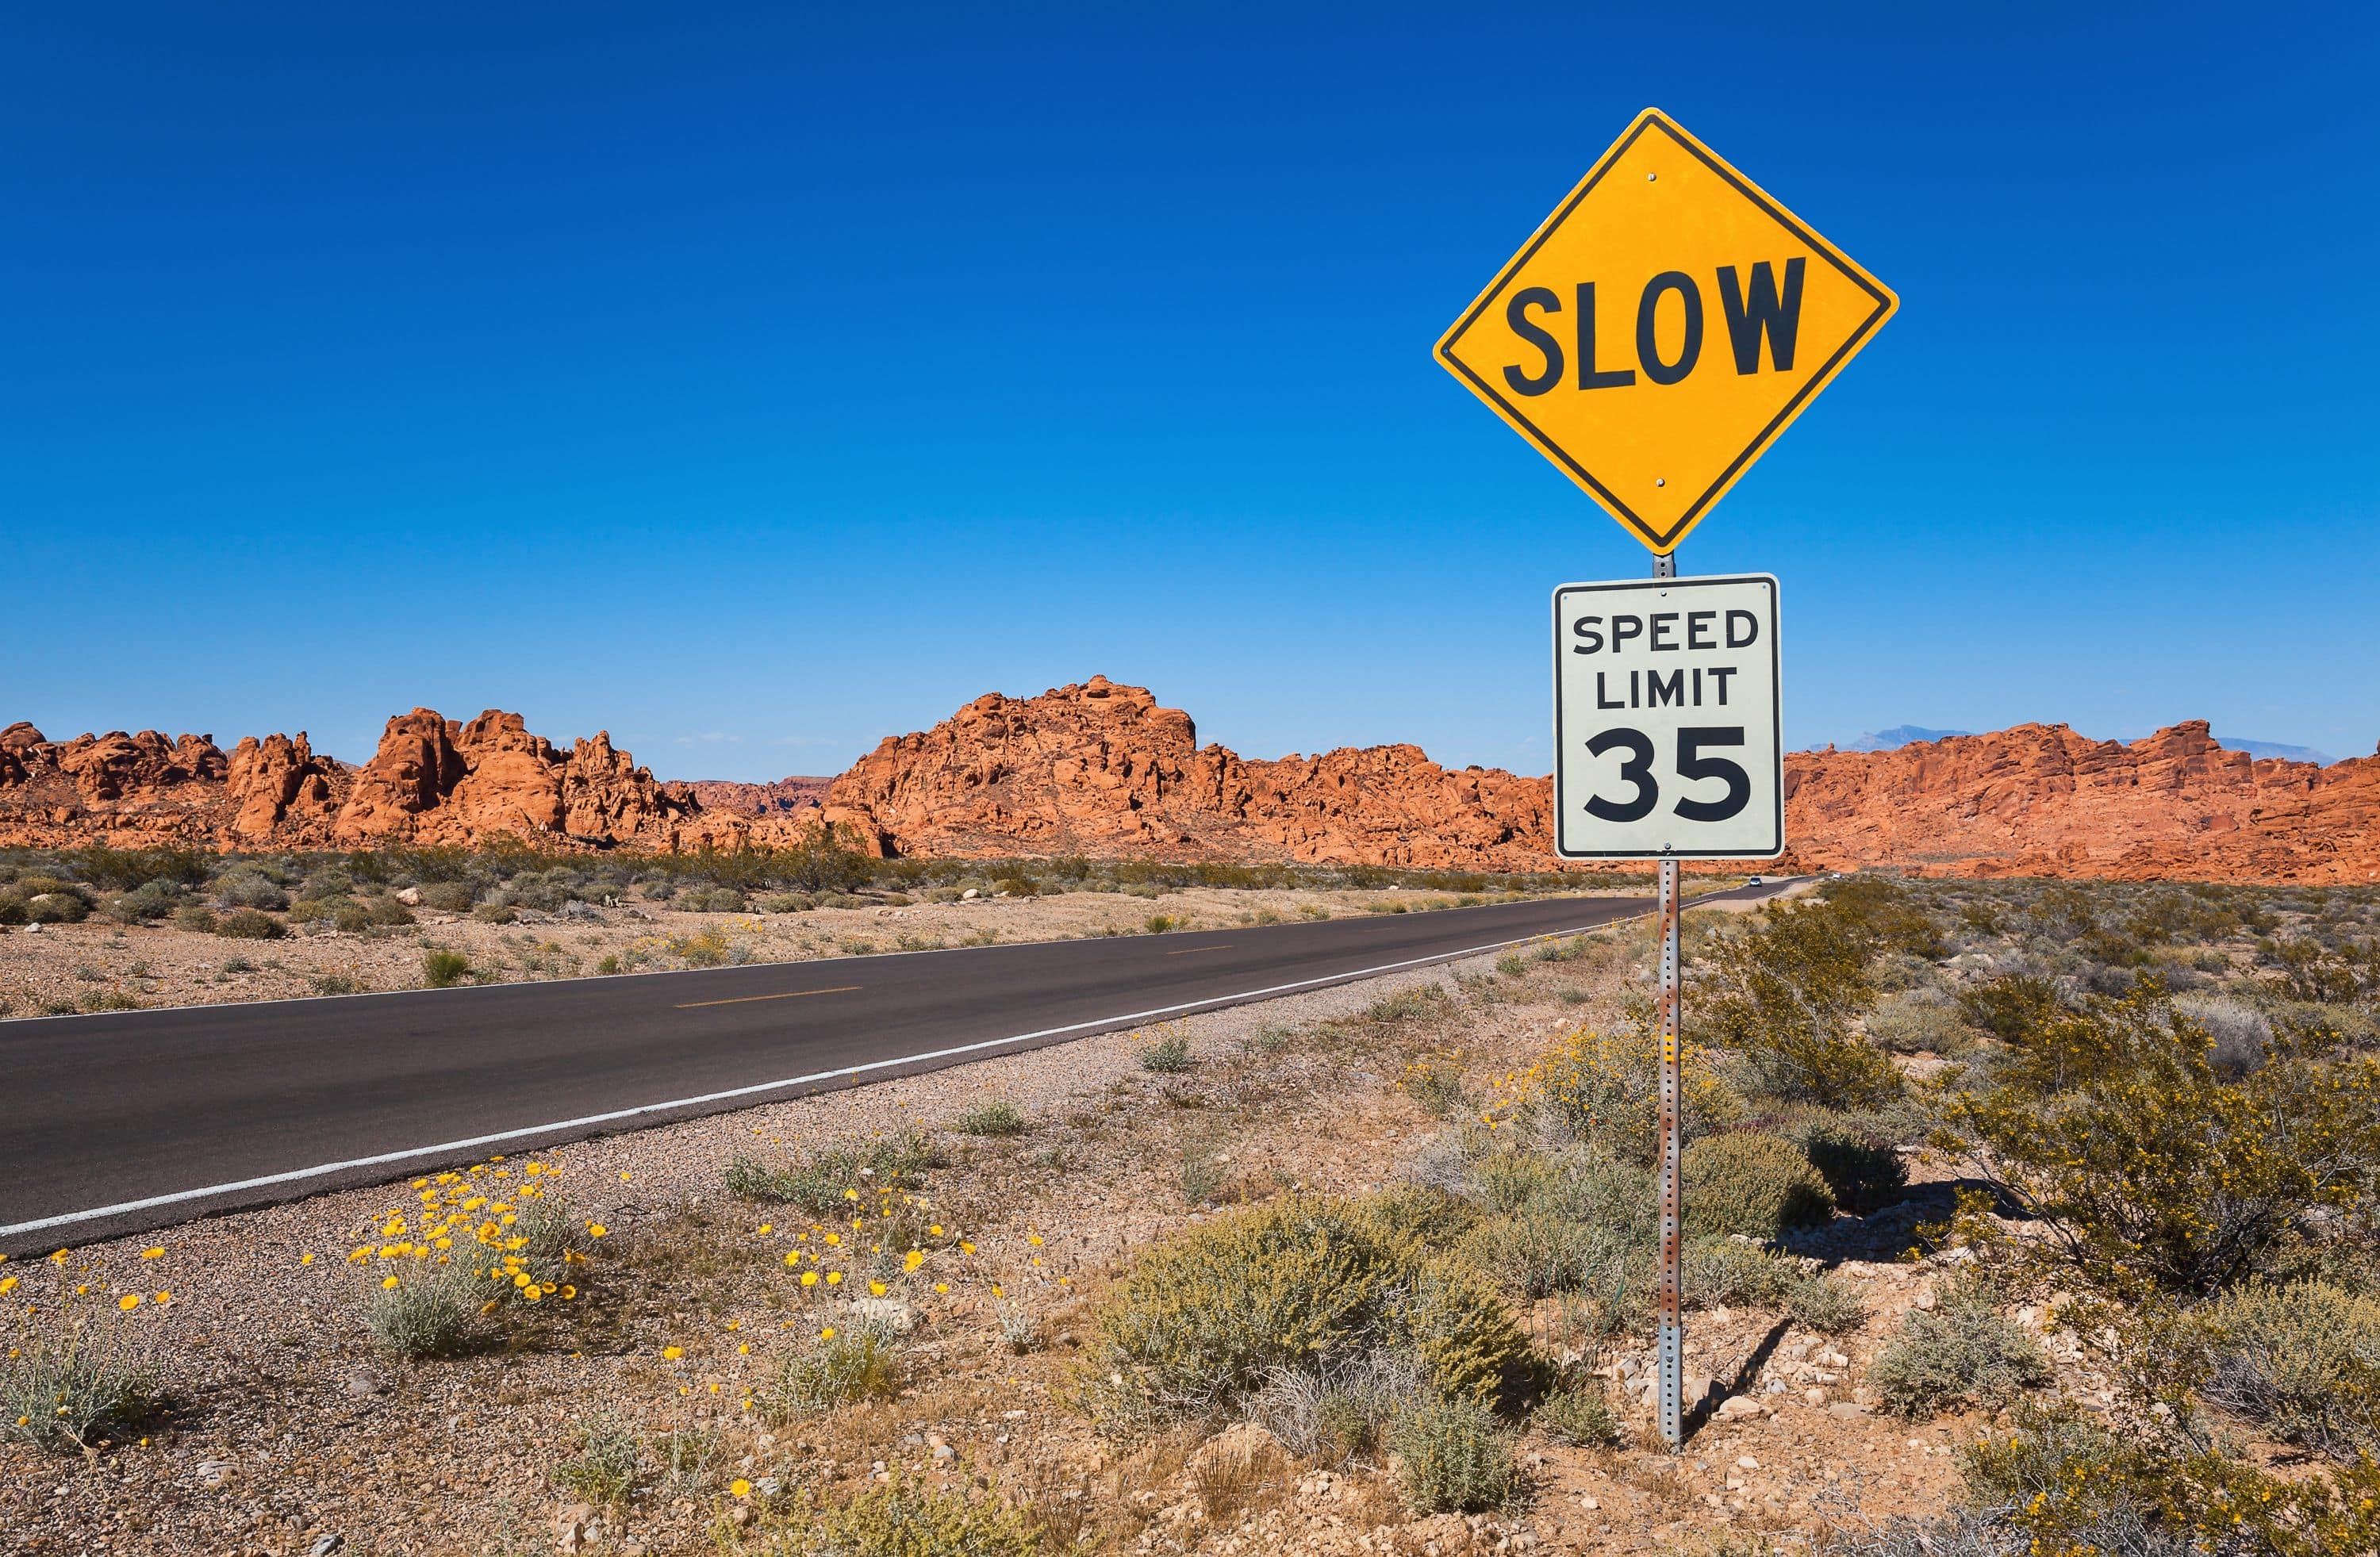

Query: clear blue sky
left=6, top=4, right=2374, bottom=780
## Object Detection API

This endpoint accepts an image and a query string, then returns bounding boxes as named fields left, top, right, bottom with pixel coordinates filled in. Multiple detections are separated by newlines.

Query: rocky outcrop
left=6, top=689, right=2375, bottom=881
left=824, top=684, right=2380, bottom=882
left=1783, top=720, right=2380, bottom=883
left=0, top=711, right=801, bottom=853
left=823, top=677, right=1559, bottom=870
left=679, top=776, right=834, bottom=819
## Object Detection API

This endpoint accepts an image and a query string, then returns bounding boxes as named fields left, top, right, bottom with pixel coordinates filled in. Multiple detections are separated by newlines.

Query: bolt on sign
left=1435, top=107, right=1897, bottom=554
left=1553, top=574, right=1783, bottom=860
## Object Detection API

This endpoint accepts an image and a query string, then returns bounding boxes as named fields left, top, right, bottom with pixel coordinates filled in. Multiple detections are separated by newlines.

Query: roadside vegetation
left=10, top=857, right=2380, bottom=1555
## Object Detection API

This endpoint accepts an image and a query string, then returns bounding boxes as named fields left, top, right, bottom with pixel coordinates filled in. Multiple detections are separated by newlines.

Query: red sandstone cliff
left=5, top=689, right=2375, bottom=881
left=823, top=676, right=1560, bottom=871
left=0, top=711, right=800, bottom=853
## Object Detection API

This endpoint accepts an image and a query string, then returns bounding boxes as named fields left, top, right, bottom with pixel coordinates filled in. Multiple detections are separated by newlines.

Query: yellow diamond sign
left=1437, top=108, right=1896, bottom=554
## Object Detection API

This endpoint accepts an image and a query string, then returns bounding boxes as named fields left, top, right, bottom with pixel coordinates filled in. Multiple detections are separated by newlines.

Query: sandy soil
left=0, top=898, right=2049, bottom=1557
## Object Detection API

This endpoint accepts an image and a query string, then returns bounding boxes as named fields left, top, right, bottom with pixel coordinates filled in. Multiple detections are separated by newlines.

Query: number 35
left=1583, top=727, right=1749, bottom=823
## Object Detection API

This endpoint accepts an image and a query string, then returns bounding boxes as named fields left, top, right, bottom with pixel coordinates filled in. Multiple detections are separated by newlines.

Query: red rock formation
left=0, top=710, right=789, bottom=853
left=678, top=776, right=834, bottom=819
left=1783, top=720, right=2380, bottom=883
left=4, top=689, right=2374, bottom=880
left=824, top=677, right=1561, bottom=871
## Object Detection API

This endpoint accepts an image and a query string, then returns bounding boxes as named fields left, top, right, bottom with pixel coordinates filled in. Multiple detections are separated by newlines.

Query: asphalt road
left=0, top=880, right=1795, bottom=1252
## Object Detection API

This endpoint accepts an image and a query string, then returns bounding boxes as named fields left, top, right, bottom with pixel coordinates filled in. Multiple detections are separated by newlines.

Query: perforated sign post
left=1438, top=108, right=1891, bottom=1449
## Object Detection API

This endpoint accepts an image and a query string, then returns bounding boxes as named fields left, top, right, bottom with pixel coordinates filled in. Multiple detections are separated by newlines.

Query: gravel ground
left=2, top=889, right=2010, bottom=1557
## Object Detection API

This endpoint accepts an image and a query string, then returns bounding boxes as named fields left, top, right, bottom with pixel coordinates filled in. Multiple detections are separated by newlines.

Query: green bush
left=1534, top=1379, right=1621, bottom=1447
left=724, top=1130, right=940, bottom=1215
left=102, top=878, right=182, bottom=923
left=1940, top=981, right=2380, bottom=1294
left=2197, top=1279, right=2380, bottom=1460
left=1081, top=1195, right=1533, bottom=1431
left=758, top=892, right=815, bottom=914
left=1694, top=899, right=1902, bottom=1107
left=551, top=1417, right=646, bottom=1506
left=1956, top=972, right=2063, bottom=1041
left=675, top=884, right=745, bottom=913
left=1869, top=1282, right=2051, bottom=1417
left=764, top=1321, right=905, bottom=1419
left=171, top=903, right=217, bottom=933
left=421, top=949, right=474, bottom=988
left=0, top=1317, right=158, bottom=1452
left=216, top=907, right=286, bottom=940
left=1530, top=1018, right=1745, bottom=1166
left=1865, top=988, right=1971, bottom=1055
left=1682, top=1236, right=1797, bottom=1308
left=1681, top=1133, right=1834, bottom=1239
left=1788, top=1119, right=1908, bottom=1214
left=954, top=1100, right=1028, bottom=1137
left=1786, top=1274, right=1868, bottom=1334
left=212, top=869, right=288, bottom=911
left=1388, top=1394, right=1518, bottom=1513
left=417, top=880, right=478, bottom=913
left=366, top=1264, right=484, bottom=1359
left=781, top=1475, right=1040, bottom=1557
left=1138, top=1033, right=1193, bottom=1073
left=21, top=889, right=91, bottom=924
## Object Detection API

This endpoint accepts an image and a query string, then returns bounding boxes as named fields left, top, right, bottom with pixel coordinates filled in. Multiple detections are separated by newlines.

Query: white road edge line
left=1, top=887, right=1779, bottom=1240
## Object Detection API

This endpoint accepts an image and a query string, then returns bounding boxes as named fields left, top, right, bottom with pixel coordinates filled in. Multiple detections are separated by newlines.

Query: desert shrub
left=1528, top=1018, right=1743, bottom=1165
left=780, top=1475, right=1040, bottom=1557
left=1142, top=914, right=1178, bottom=934
left=1400, top=1052, right=1471, bottom=1118
left=1388, top=1394, right=1518, bottom=1513
left=364, top=895, right=415, bottom=927
left=472, top=901, right=520, bottom=924
left=366, top=1263, right=485, bottom=1359
left=1534, top=1378, right=1621, bottom=1447
left=1251, top=1347, right=1431, bottom=1465
left=1695, top=898, right=1902, bottom=1106
left=1681, top=1132, right=1834, bottom=1239
left=0, top=1316, right=158, bottom=1452
left=992, top=875, right=1038, bottom=898
left=1786, top=1273, right=1868, bottom=1333
left=725, top=1131, right=939, bottom=1215
left=1787, top=1118, right=1908, bottom=1213
left=1361, top=986, right=1454, bottom=1029
left=1461, top=1196, right=1641, bottom=1303
left=1081, top=1194, right=1533, bottom=1432
left=1869, top=1281, right=2051, bottom=1417
left=1940, top=981, right=2380, bottom=1294
left=417, top=880, right=478, bottom=913
left=213, top=869, right=288, bottom=911
left=1866, top=987, right=1971, bottom=1054
left=551, top=1416, right=646, bottom=1505
left=1825, top=1513, right=2025, bottom=1557
left=758, top=892, right=814, bottom=914
left=102, top=877, right=182, bottom=923
left=2172, top=992, right=2272, bottom=1076
left=1682, top=1237, right=1796, bottom=1308
left=764, top=1321, right=905, bottom=1418
left=1960, top=1397, right=2380, bottom=1557
left=216, top=907, right=286, bottom=939
left=19, top=888, right=90, bottom=923
left=675, top=884, right=745, bottom=913
left=1956, top=972, right=2063, bottom=1041
left=1137, top=1032, right=1193, bottom=1073
left=954, top=1100, right=1028, bottom=1137
left=773, top=819, right=873, bottom=895
left=2195, top=1279, right=2380, bottom=1460
left=421, top=949, right=474, bottom=988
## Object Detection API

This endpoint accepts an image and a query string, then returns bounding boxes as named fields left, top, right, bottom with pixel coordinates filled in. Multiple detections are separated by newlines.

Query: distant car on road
left=1746, top=876, right=1765, bottom=886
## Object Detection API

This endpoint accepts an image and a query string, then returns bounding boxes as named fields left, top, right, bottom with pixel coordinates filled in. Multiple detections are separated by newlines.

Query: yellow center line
left=674, top=984, right=862, bottom=1010
left=1163, top=945, right=1232, bottom=956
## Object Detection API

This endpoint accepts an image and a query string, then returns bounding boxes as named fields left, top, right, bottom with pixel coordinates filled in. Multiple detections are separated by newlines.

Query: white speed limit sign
left=1552, top=573, right=1782, bottom=859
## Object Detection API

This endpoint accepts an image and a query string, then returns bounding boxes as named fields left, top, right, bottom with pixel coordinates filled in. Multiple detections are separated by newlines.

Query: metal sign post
left=1652, top=550, right=1684, bottom=1449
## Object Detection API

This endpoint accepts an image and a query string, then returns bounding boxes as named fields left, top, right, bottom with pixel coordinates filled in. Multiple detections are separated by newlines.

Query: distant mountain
left=1844, top=725, right=1972, bottom=752
left=2215, top=736, right=2337, bottom=767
